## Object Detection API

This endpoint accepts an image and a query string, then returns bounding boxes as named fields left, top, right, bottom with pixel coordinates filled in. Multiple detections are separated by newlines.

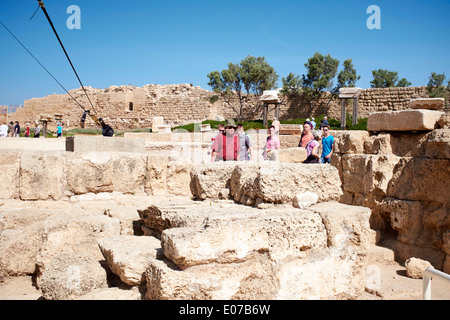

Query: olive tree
left=207, top=55, right=278, bottom=120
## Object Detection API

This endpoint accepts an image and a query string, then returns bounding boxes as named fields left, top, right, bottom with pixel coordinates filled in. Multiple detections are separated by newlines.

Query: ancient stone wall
left=8, top=85, right=432, bottom=131
left=331, top=110, right=450, bottom=273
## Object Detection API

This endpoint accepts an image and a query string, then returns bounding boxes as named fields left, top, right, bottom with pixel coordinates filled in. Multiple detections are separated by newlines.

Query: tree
left=207, top=55, right=278, bottom=120
left=302, top=52, right=340, bottom=95
left=280, top=72, right=302, bottom=97
left=337, top=59, right=361, bottom=88
left=427, top=72, right=447, bottom=98
left=370, top=69, right=411, bottom=88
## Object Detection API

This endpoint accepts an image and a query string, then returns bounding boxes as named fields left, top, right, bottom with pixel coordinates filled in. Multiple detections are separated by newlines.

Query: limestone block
left=409, top=98, right=445, bottom=110
left=111, top=153, right=147, bottom=194
left=367, top=110, right=444, bottom=131
left=161, top=224, right=269, bottom=267
left=66, top=136, right=146, bottom=153
left=293, top=191, right=319, bottom=209
left=378, top=198, right=423, bottom=245
left=152, top=117, right=164, bottom=132
left=278, top=147, right=307, bottom=163
left=98, top=235, right=162, bottom=286
left=145, top=254, right=276, bottom=300
left=363, top=133, right=393, bottom=155
left=0, top=152, right=20, bottom=199
left=19, top=151, right=66, bottom=200
left=275, top=251, right=365, bottom=300
left=342, top=154, right=402, bottom=196
left=0, top=209, right=53, bottom=277
left=339, top=87, right=362, bottom=99
left=230, top=162, right=343, bottom=204
left=66, top=152, right=114, bottom=195
left=334, top=131, right=369, bottom=154
left=145, top=155, right=169, bottom=196
left=35, top=213, right=121, bottom=300
left=405, top=257, right=433, bottom=279
left=190, top=162, right=237, bottom=200
left=310, top=201, right=376, bottom=249
left=341, top=155, right=372, bottom=194
left=386, top=158, right=450, bottom=204
left=137, top=198, right=205, bottom=232
left=425, top=129, right=450, bottom=159
left=104, top=205, right=142, bottom=236
left=166, top=162, right=192, bottom=197
left=157, top=125, right=172, bottom=134
left=37, top=250, right=108, bottom=300
left=161, top=209, right=327, bottom=268
left=438, top=113, right=450, bottom=129
left=278, top=124, right=302, bottom=135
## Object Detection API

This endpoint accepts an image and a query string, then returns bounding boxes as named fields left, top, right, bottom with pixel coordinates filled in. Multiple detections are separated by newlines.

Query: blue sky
left=1, top=0, right=449, bottom=105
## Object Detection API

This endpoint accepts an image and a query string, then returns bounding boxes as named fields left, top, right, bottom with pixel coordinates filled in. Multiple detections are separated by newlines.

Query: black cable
left=29, top=5, right=40, bottom=21
left=0, top=20, right=87, bottom=112
left=37, top=0, right=98, bottom=115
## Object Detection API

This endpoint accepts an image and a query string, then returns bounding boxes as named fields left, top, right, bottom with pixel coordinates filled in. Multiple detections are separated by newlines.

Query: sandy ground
left=1, top=260, right=448, bottom=300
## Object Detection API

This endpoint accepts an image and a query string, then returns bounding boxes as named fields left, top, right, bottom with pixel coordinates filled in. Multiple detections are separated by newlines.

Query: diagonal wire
left=1, top=20, right=87, bottom=112
left=37, top=1, right=98, bottom=115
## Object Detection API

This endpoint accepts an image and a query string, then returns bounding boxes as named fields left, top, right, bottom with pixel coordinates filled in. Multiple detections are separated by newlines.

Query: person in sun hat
left=211, top=119, right=240, bottom=162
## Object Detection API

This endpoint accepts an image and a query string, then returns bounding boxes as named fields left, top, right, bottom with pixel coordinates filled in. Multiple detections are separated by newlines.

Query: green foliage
left=370, top=69, right=411, bottom=88
left=427, top=72, right=447, bottom=98
left=173, top=115, right=368, bottom=133
left=337, top=59, right=361, bottom=88
left=207, top=55, right=278, bottom=96
left=302, top=52, right=340, bottom=95
left=281, top=72, right=303, bottom=97
left=207, top=55, right=278, bottom=120
left=173, top=120, right=266, bottom=132
left=209, top=95, right=220, bottom=104
left=240, top=56, right=278, bottom=95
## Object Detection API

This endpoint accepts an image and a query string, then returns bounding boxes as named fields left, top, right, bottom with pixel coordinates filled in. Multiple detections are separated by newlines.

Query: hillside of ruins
left=0, top=85, right=449, bottom=300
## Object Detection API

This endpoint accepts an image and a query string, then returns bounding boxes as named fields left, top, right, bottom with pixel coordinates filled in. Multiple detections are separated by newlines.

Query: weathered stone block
left=334, top=131, right=369, bottom=154
left=0, top=152, right=20, bottom=199
left=278, top=147, right=307, bottom=163
left=190, top=162, right=237, bottom=200
left=66, top=136, right=146, bottom=153
left=111, top=153, right=146, bottom=194
left=161, top=209, right=327, bottom=267
left=310, top=201, right=376, bottom=249
left=425, top=129, right=450, bottom=159
left=367, top=110, right=444, bottom=131
left=66, top=152, right=114, bottom=195
left=386, top=158, right=450, bottom=204
left=20, top=152, right=66, bottom=200
left=98, top=235, right=162, bottom=286
left=409, top=98, right=445, bottom=110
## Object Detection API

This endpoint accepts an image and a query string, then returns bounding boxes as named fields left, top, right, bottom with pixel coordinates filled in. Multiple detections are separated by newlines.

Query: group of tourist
left=209, top=116, right=334, bottom=164
left=0, top=121, right=26, bottom=138
left=299, top=118, right=334, bottom=164
left=0, top=121, right=64, bottom=138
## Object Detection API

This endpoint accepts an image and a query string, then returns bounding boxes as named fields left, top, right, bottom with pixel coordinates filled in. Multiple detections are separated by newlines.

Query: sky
left=1, top=0, right=449, bottom=105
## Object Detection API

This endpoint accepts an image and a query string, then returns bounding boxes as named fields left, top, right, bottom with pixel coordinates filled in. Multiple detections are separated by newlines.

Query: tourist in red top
left=211, top=119, right=240, bottom=162
left=298, top=121, right=314, bottom=148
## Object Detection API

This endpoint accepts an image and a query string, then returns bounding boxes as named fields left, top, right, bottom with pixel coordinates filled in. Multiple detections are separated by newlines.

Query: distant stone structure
left=6, top=84, right=434, bottom=130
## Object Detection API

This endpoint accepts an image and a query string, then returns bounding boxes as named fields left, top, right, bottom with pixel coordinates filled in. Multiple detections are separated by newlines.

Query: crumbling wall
left=10, top=85, right=431, bottom=131
left=331, top=109, right=450, bottom=272
left=0, top=151, right=192, bottom=201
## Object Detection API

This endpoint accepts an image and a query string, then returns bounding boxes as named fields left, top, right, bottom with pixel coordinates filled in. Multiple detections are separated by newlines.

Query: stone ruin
left=0, top=98, right=448, bottom=300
